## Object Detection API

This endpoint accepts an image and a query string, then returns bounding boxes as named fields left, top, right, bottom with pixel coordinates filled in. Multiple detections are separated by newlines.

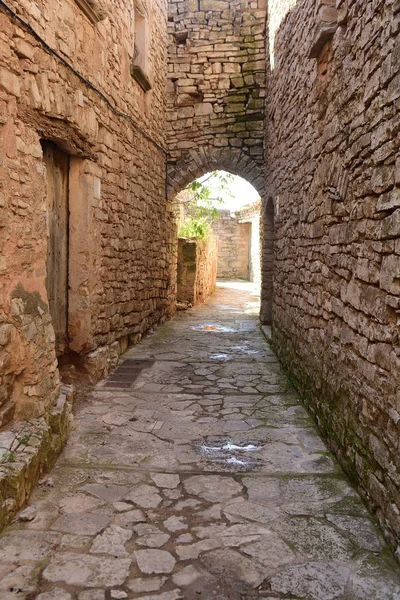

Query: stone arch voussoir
left=167, top=146, right=266, bottom=201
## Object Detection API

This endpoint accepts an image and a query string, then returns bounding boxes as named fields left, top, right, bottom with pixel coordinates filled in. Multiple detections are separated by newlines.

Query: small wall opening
left=133, top=4, right=147, bottom=72
left=131, top=0, right=151, bottom=91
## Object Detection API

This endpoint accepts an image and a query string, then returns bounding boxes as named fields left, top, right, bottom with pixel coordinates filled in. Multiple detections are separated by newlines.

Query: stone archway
left=167, top=145, right=274, bottom=324
left=166, top=0, right=269, bottom=319
left=167, top=147, right=266, bottom=202
left=166, top=0, right=267, bottom=191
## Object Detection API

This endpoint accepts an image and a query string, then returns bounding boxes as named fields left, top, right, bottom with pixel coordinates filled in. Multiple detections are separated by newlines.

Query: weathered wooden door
left=42, top=141, right=69, bottom=357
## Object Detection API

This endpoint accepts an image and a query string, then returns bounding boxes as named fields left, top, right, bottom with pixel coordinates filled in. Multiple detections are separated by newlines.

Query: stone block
left=14, top=38, right=35, bottom=60
left=194, top=102, right=213, bottom=116
left=380, top=254, right=400, bottom=295
left=0, top=325, right=12, bottom=347
left=376, top=188, right=400, bottom=212
left=0, top=68, right=21, bottom=97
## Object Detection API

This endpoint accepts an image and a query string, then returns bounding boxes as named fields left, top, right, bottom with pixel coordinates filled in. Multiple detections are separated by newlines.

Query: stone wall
left=212, top=201, right=261, bottom=284
left=0, top=0, right=175, bottom=428
left=166, top=0, right=267, bottom=198
left=266, top=0, right=400, bottom=549
left=177, top=236, right=218, bottom=305
left=212, top=211, right=249, bottom=280
left=237, top=200, right=261, bottom=286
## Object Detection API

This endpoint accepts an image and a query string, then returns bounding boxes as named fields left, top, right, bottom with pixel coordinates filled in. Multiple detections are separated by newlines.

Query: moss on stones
left=270, top=323, right=400, bottom=558
left=11, top=283, right=48, bottom=317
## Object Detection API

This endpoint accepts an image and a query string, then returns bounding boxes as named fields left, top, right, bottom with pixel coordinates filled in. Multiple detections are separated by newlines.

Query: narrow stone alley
left=0, top=282, right=399, bottom=600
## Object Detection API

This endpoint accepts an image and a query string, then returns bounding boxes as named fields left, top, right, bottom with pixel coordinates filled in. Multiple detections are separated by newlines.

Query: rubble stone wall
left=177, top=236, right=218, bottom=305
left=212, top=211, right=250, bottom=280
left=266, top=0, right=400, bottom=548
left=166, top=0, right=267, bottom=197
left=237, top=200, right=261, bottom=286
left=212, top=202, right=261, bottom=284
left=0, top=0, right=175, bottom=427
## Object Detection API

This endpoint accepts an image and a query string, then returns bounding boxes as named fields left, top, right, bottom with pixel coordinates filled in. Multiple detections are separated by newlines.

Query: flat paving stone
left=268, top=561, right=351, bottom=600
left=223, top=499, right=280, bottom=523
left=241, top=534, right=295, bottom=572
left=90, top=524, right=132, bottom=556
left=0, top=281, right=399, bottom=600
left=127, top=576, right=166, bottom=593
left=43, top=552, right=131, bottom=587
left=201, top=548, right=265, bottom=587
left=151, top=473, right=180, bottom=488
left=36, top=589, right=73, bottom=600
left=183, top=475, right=243, bottom=502
left=0, top=564, right=38, bottom=599
left=79, top=483, right=130, bottom=502
left=271, top=516, right=357, bottom=560
left=124, top=484, right=162, bottom=508
left=172, top=564, right=209, bottom=586
left=51, top=512, right=111, bottom=535
left=0, top=530, right=60, bottom=562
left=135, top=549, right=176, bottom=574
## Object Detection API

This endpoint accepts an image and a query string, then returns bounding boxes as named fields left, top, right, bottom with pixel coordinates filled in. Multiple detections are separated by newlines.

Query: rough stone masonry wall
left=0, top=0, right=175, bottom=430
left=266, top=0, right=400, bottom=550
left=212, top=210, right=250, bottom=280
left=166, top=0, right=267, bottom=198
left=237, top=200, right=261, bottom=285
left=212, top=202, right=261, bottom=284
left=177, top=236, right=218, bottom=305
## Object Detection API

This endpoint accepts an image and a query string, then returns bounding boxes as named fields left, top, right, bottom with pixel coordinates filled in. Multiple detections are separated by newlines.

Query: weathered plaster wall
left=177, top=236, right=218, bottom=305
left=0, top=0, right=175, bottom=427
left=166, top=0, right=267, bottom=197
left=266, top=0, right=400, bottom=549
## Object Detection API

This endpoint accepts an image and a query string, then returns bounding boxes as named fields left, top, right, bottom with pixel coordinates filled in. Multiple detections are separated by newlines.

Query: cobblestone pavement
left=1, top=282, right=399, bottom=600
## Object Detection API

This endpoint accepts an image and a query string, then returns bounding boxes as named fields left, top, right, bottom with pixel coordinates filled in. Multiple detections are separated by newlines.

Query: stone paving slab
left=0, top=281, right=399, bottom=600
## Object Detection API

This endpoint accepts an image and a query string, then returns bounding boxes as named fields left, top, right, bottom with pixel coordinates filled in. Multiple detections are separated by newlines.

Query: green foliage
left=186, top=170, right=234, bottom=220
left=0, top=450, right=16, bottom=464
left=178, top=217, right=210, bottom=240
left=179, top=171, right=234, bottom=240
left=19, top=433, right=31, bottom=446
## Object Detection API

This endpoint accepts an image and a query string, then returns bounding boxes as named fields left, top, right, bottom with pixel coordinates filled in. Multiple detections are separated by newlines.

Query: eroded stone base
left=270, top=324, right=400, bottom=557
left=0, top=385, right=74, bottom=531
left=84, top=318, right=170, bottom=384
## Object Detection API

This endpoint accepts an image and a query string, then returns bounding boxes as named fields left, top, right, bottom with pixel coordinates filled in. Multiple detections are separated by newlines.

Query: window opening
left=131, top=1, right=152, bottom=92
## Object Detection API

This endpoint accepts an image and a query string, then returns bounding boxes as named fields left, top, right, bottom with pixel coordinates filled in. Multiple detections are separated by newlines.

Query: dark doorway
left=42, top=141, right=70, bottom=357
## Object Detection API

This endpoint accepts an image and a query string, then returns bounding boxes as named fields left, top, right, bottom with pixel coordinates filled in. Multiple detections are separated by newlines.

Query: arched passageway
left=173, top=168, right=263, bottom=306
left=168, top=150, right=271, bottom=315
left=166, top=0, right=267, bottom=177
left=166, top=0, right=269, bottom=318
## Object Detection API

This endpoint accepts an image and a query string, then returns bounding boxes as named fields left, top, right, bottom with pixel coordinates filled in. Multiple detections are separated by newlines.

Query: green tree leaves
left=178, top=171, right=234, bottom=239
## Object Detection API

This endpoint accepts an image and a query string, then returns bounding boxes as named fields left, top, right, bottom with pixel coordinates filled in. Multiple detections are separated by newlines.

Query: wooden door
left=42, top=141, right=69, bottom=357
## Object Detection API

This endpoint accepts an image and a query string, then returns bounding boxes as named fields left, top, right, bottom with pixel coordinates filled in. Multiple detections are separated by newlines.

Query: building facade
left=0, top=0, right=175, bottom=429
left=265, top=0, right=400, bottom=550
